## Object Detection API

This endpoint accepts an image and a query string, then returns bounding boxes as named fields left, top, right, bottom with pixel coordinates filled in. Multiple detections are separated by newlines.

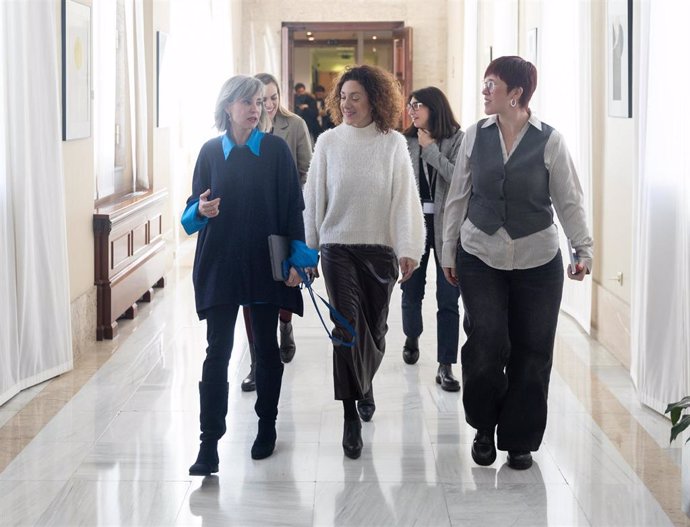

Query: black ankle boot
left=342, top=418, right=363, bottom=459
left=507, top=451, right=533, bottom=470
left=241, top=342, right=256, bottom=392
left=402, top=336, right=420, bottom=365
left=251, top=420, right=277, bottom=460
left=471, top=428, right=497, bottom=466
left=279, top=320, right=296, bottom=363
left=357, top=388, right=375, bottom=422
left=435, top=363, right=461, bottom=392
left=189, top=441, right=219, bottom=476
left=190, top=382, right=228, bottom=475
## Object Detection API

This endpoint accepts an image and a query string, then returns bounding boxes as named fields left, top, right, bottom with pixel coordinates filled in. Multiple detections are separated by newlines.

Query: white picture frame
left=607, top=0, right=632, bottom=118
left=62, top=0, right=91, bottom=140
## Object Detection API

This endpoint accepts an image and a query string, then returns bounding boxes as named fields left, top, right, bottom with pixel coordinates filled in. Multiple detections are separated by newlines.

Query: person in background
left=235, top=73, right=313, bottom=394
left=314, top=84, right=334, bottom=132
left=442, top=56, right=592, bottom=471
left=182, top=75, right=306, bottom=474
left=294, top=82, right=321, bottom=142
left=303, top=64, right=425, bottom=459
left=400, top=86, right=464, bottom=392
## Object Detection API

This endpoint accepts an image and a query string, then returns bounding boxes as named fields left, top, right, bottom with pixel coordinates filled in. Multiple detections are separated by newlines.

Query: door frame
left=281, top=21, right=410, bottom=112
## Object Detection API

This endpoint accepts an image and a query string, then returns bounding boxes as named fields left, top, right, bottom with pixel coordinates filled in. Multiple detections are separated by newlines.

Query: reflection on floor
left=0, top=240, right=687, bottom=526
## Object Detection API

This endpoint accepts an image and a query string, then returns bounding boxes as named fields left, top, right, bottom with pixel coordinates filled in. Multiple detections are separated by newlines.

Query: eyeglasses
left=406, top=101, right=424, bottom=112
left=482, top=80, right=497, bottom=94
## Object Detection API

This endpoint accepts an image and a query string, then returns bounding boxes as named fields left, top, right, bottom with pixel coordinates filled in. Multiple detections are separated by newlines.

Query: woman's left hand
left=398, top=257, right=417, bottom=283
left=284, top=267, right=302, bottom=287
left=567, top=263, right=588, bottom=281
left=417, top=129, right=435, bottom=148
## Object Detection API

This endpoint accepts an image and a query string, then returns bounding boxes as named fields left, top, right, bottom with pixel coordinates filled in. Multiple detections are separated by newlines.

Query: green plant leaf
left=670, top=414, right=690, bottom=443
left=665, top=396, right=690, bottom=414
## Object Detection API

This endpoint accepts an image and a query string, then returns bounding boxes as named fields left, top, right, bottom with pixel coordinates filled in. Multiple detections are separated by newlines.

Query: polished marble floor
left=1, top=240, right=687, bottom=526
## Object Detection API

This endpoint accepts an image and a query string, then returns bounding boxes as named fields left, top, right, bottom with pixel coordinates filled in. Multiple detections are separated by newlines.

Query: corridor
left=0, top=240, right=684, bottom=526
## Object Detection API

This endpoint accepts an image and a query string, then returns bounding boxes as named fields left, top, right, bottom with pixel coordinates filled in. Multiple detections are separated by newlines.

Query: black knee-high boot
left=189, top=381, right=229, bottom=475
left=251, top=363, right=283, bottom=459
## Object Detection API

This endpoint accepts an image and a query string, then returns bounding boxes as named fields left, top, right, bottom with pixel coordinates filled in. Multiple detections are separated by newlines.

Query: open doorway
left=281, top=22, right=412, bottom=128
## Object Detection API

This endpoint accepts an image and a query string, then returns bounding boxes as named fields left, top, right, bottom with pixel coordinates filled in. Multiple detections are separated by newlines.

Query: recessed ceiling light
left=306, top=31, right=313, bottom=36
left=308, top=36, right=315, bottom=41
left=372, top=35, right=377, bottom=40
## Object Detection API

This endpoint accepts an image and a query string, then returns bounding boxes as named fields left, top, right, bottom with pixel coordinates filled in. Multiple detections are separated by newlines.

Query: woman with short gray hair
left=181, top=75, right=307, bottom=474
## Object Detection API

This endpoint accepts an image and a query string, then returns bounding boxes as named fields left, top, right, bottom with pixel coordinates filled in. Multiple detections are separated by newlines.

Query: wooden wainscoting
left=93, top=190, right=168, bottom=340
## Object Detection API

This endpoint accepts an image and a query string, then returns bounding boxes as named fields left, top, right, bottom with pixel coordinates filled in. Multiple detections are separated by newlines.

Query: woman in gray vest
left=401, top=87, right=464, bottom=391
left=441, top=56, right=592, bottom=470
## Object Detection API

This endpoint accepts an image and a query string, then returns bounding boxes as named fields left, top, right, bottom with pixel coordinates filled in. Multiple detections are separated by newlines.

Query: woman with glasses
left=304, top=65, right=425, bottom=459
left=235, top=73, right=314, bottom=394
left=400, top=87, right=464, bottom=392
left=181, top=75, right=306, bottom=474
left=442, top=56, right=592, bottom=470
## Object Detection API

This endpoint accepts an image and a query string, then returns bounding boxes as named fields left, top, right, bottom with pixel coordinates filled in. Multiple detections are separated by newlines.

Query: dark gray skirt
left=320, top=244, right=399, bottom=400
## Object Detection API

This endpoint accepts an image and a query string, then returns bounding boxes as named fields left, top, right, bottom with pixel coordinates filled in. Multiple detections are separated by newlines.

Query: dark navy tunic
left=187, top=131, right=305, bottom=319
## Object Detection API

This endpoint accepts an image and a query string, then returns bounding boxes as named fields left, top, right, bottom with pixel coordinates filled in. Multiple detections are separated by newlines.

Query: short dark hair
left=325, top=64, right=403, bottom=133
left=403, top=86, right=460, bottom=140
left=484, top=56, right=537, bottom=108
left=314, top=85, right=326, bottom=93
left=294, top=82, right=306, bottom=91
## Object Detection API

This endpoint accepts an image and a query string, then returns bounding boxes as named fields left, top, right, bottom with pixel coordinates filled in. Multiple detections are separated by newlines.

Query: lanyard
left=419, top=153, right=436, bottom=200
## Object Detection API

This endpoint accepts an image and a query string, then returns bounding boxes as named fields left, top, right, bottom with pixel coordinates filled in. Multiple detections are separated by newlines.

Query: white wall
left=240, top=0, right=449, bottom=92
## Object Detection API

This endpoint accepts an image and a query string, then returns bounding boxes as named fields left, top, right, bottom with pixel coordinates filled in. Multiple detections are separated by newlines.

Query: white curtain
left=537, top=0, right=593, bottom=332
left=0, top=2, right=73, bottom=406
left=632, top=0, right=690, bottom=413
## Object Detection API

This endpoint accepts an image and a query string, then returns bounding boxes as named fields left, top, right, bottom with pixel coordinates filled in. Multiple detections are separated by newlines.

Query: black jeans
left=456, top=244, right=564, bottom=452
left=203, top=303, right=283, bottom=421
left=401, top=214, right=460, bottom=363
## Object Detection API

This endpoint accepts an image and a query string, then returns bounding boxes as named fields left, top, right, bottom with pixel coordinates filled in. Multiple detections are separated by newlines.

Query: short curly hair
left=325, top=65, right=403, bottom=133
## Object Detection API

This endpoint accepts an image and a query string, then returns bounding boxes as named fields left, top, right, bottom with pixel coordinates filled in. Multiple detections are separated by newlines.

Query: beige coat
left=273, top=112, right=313, bottom=185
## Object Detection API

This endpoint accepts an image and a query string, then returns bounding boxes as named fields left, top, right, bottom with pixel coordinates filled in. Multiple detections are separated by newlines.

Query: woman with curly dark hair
left=304, top=64, right=425, bottom=459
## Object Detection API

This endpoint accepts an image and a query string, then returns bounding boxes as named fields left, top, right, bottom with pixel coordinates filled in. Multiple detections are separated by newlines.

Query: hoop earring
left=510, top=99, right=517, bottom=108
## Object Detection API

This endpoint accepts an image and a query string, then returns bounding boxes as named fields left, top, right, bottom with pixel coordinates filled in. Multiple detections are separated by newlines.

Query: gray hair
left=214, top=75, right=270, bottom=132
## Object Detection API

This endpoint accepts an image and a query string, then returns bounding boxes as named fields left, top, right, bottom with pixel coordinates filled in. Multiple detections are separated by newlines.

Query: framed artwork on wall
left=607, top=0, right=632, bottom=118
left=61, top=0, right=91, bottom=140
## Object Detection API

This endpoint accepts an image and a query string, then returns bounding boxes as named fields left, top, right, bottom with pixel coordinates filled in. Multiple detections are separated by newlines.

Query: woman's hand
left=284, top=267, right=302, bottom=287
left=198, top=189, right=221, bottom=218
left=443, top=266, right=458, bottom=286
left=417, top=129, right=435, bottom=149
left=398, top=257, right=417, bottom=283
left=567, top=262, right=587, bottom=281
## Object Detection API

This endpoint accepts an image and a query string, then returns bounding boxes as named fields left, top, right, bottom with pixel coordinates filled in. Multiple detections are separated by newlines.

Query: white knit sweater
left=304, top=122, right=425, bottom=262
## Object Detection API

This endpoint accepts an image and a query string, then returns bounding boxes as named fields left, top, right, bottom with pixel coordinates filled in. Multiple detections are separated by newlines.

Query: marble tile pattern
left=0, top=239, right=687, bottom=526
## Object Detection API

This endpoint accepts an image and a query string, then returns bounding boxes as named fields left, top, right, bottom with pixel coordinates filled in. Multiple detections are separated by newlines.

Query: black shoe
left=507, top=451, right=533, bottom=470
left=279, top=321, right=296, bottom=363
left=241, top=342, right=256, bottom=392
left=471, top=429, right=497, bottom=466
left=189, top=441, right=219, bottom=476
left=435, top=363, right=461, bottom=392
left=241, top=363, right=256, bottom=392
left=357, top=389, right=375, bottom=422
left=342, top=418, right=363, bottom=459
left=251, top=421, right=277, bottom=460
left=402, top=336, right=420, bottom=365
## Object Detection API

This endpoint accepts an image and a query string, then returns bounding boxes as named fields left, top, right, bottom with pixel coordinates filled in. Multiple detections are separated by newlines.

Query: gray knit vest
left=468, top=119, right=554, bottom=239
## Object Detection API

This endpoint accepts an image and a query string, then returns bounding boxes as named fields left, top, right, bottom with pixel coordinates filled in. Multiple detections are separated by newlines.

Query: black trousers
left=320, top=244, right=398, bottom=400
left=456, top=244, right=564, bottom=452
left=203, top=303, right=283, bottom=422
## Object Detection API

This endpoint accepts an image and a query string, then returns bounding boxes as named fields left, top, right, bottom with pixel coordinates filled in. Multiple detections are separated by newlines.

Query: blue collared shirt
left=222, top=127, right=264, bottom=159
